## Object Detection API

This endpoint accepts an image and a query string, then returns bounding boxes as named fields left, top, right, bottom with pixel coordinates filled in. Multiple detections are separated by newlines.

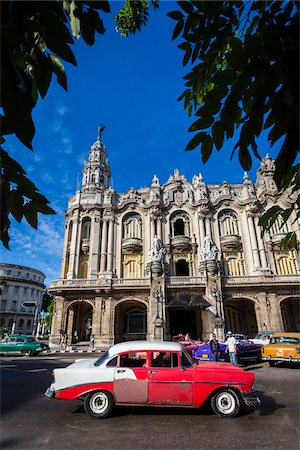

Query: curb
left=44, top=349, right=104, bottom=354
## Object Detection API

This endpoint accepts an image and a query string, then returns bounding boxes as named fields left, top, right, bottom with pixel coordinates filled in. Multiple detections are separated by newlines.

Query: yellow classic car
left=262, top=332, right=300, bottom=367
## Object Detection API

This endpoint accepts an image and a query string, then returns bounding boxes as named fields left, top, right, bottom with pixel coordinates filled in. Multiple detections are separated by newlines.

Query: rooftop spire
left=81, top=128, right=111, bottom=192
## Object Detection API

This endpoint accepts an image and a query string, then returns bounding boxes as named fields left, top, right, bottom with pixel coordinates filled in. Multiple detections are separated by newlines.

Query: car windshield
left=181, top=348, right=194, bottom=368
left=94, top=351, right=109, bottom=367
left=270, top=336, right=300, bottom=345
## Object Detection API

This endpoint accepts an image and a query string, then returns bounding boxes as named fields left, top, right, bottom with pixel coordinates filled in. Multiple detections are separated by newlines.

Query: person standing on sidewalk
left=225, top=331, right=237, bottom=365
left=209, top=333, right=221, bottom=361
left=90, top=335, right=95, bottom=351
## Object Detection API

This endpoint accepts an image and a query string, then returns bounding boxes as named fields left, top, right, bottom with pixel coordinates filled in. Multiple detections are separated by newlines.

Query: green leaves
left=212, top=121, right=224, bottom=151
left=1, top=0, right=111, bottom=249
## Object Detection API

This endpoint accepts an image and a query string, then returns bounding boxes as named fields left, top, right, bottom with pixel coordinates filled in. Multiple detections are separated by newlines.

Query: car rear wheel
left=84, top=390, right=114, bottom=419
left=22, top=350, right=32, bottom=356
left=269, top=361, right=276, bottom=367
left=211, top=389, right=240, bottom=418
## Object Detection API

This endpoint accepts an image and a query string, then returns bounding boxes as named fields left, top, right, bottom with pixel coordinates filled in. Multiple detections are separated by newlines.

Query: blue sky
left=1, top=1, right=280, bottom=285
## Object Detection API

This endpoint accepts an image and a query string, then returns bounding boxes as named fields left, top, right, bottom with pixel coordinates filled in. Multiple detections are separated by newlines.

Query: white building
left=49, top=132, right=300, bottom=349
left=0, top=263, right=45, bottom=335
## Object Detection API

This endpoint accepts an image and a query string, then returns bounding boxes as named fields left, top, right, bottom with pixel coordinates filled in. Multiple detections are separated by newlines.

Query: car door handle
left=149, top=370, right=158, bottom=374
left=117, top=369, right=126, bottom=373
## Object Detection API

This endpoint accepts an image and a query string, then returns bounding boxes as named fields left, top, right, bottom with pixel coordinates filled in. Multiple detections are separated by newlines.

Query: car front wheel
left=211, top=389, right=240, bottom=418
left=84, top=390, right=114, bottom=419
left=269, top=361, right=276, bottom=367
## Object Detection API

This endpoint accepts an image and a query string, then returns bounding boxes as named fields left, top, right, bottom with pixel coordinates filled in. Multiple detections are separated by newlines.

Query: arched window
left=0, top=318, right=5, bottom=327
left=219, top=210, right=240, bottom=236
left=27, top=319, right=31, bottom=328
left=175, top=260, right=190, bottom=276
left=275, top=251, right=298, bottom=275
left=224, top=253, right=245, bottom=276
left=81, top=219, right=91, bottom=240
left=123, top=255, right=143, bottom=278
left=170, top=211, right=191, bottom=237
left=123, top=308, right=146, bottom=334
left=270, top=217, right=289, bottom=235
left=18, top=318, right=24, bottom=328
left=78, top=259, right=89, bottom=278
left=122, top=213, right=142, bottom=239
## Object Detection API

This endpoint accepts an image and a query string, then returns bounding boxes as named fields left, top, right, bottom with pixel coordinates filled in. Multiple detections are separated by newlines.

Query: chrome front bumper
left=262, top=356, right=300, bottom=363
left=241, top=390, right=261, bottom=407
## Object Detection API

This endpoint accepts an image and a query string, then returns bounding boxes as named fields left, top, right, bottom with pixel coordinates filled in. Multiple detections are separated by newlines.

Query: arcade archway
left=224, top=298, right=258, bottom=338
left=114, top=300, right=147, bottom=343
left=281, top=298, right=300, bottom=332
left=66, top=301, right=93, bottom=343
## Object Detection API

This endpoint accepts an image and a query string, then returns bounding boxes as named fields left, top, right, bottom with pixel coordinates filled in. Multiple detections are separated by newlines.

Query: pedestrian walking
left=225, top=331, right=237, bottom=365
left=90, top=334, right=95, bottom=351
left=209, top=333, right=220, bottom=361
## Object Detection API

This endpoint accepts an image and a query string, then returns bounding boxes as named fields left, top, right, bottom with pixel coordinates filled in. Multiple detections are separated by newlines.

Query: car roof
left=108, top=340, right=182, bottom=356
left=271, top=332, right=300, bottom=338
left=7, top=335, right=31, bottom=338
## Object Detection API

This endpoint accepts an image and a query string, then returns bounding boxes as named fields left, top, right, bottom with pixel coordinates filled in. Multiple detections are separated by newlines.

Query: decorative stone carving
left=200, top=237, right=219, bottom=261
left=148, top=236, right=166, bottom=274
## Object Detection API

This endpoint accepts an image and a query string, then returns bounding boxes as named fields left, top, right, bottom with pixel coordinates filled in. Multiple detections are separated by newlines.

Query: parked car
left=0, top=335, right=49, bottom=356
left=172, top=335, right=203, bottom=356
left=193, top=337, right=262, bottom=363
left=262, top=332, right=300, bottom=366
left=45, top=340, right=260, bottom=419
left=249, top=332, right=275, bottom=346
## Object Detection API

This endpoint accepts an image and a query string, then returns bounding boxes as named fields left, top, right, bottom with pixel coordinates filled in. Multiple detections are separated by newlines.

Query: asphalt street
left=0, top=355, right=299, bottom=450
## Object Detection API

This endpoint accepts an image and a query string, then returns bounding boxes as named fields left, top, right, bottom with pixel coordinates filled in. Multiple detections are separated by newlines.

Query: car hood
left=67, top=358, right=99, bottom=369
left=196, top=361, right=242, bottom=371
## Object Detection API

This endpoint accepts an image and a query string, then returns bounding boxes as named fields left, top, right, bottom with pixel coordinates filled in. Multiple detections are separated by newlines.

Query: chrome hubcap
left=90, top=392, right=109, bottom=414
left=216, top=392, right=235, bottom=415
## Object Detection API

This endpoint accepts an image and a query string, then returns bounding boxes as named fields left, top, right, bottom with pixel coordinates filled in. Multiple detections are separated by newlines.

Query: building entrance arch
left=224, top=298, right=258, bottom=338
left=114, top=300, right=147, bottom=344
left=66, top=301, right=93, bottom=344
left=281, top=298, right=300, bottom=332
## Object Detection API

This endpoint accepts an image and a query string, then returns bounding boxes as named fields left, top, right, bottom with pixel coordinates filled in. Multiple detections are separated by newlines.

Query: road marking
left=0, top=364, right=18, bottom=368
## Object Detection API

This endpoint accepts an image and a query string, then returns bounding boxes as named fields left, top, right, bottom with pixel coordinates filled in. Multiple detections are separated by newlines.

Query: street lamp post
left=153, top=286, right=165, bottom=341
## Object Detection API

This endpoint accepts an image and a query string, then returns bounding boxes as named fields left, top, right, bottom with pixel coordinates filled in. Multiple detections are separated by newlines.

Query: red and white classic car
left=45, top=340, right=260, bottom=419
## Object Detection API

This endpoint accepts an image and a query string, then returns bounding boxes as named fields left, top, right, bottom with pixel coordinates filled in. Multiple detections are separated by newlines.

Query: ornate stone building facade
left=49, top=132, right=300, bottom=349
left=0, top=263, right=45, bottom=335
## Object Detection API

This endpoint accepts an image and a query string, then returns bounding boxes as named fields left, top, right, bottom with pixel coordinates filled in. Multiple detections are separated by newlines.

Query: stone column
left=107, top=219, right=114, bottom=273
left=254, top=216, right=269, bottom=270
left=205, top=216, right=212, bottom=238
left=90, top=213, right=101, bottom=277
left=100, top=297, right=114, bottom=348
left=247, top=212, right=261, bottom=270
left=268, top=293, right=284, bottom=331
left=66, top=308, right=74, bottom=345
left=157, top=217, right=162, bottom=240
left=67, top=216, right=80, bottom=279
left=150, top=218, right=155, bottom=242
left=60, top=222, right=70, bottom=278
left=255, top=292, right=271, bottom=332
left=100, top=219, right=108, bottom=272
left=49, top=296, right=64, bottom=346
left=198, top=215, right=206, bottom=248
left=92, top=297, right=102, bottom=348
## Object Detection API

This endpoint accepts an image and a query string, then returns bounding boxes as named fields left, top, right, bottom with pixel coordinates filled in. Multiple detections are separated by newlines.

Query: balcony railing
left=223, top=274, right=299, bottom=285
left=167, top=276, right=206, bottom=286
left=49, top=273, right=299, bottom=291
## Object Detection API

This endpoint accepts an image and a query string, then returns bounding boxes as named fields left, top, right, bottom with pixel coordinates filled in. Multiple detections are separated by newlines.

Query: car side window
left=17, top=338, right=25, bottom=343
left=151, top=352, right=178, bottom=368
left=119, top=352, right=147, bottom=368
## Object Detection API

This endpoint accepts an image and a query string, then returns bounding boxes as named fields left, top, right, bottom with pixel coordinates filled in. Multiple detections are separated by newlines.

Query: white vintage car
left=249, top=332, right=274, bottom=346
left=45, top=340, right=260, bottom=419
